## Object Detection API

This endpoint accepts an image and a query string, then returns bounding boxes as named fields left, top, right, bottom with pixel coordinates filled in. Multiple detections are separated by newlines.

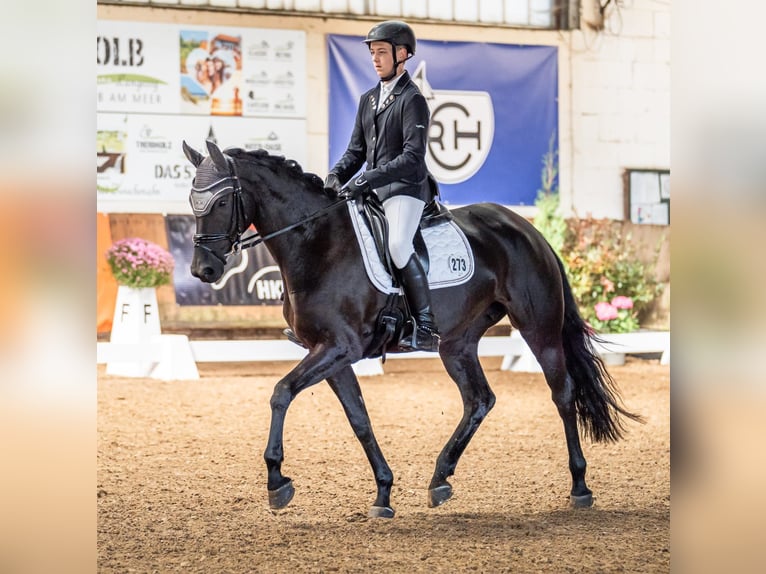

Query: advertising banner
left=97, top=113, right=306, bottom=203
left=97, top=20, right=307, bottom=211
left=165, top=215, right=283, bottom=306
left=97, top=20, right=306, bottom=117
left=327, top=35, right=558, bottom=206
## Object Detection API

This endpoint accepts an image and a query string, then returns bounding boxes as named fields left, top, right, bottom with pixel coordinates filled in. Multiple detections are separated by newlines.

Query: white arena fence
left=97, top=330, right=669, bottom=381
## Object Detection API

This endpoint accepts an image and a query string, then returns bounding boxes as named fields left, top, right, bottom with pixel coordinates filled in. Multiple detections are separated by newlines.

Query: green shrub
left=561, top=216, right=664, bottom=333
left=532, top=135, right=664, bottom=333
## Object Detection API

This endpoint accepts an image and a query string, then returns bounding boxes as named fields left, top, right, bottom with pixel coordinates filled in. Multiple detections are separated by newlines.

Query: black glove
left=340, top=175, right=371, bottom=201
left=323, top=173, right=342, bottom=197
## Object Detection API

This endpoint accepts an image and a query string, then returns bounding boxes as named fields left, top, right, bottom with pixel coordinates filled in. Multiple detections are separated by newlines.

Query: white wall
left=97, top=0, right=670, bottom=220
left=567, top=0, right=670, bottom=218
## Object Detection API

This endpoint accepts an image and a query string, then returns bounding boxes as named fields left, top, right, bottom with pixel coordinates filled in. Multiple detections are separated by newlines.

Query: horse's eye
left=218, top=199, right=228, bottom=208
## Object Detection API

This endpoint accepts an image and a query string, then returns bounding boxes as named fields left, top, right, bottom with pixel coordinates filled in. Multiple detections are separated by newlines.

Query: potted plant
left=561, top=216, right=664, bottom=335
left=106, top=237, right=175, bottom=290
left=104, top=238, right=175, bottom=377
left=532, top=137, right=664, bottom=337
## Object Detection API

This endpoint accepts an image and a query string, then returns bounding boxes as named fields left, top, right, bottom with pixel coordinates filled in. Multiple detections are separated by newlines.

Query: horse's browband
left=190, top=177, right=239, bottom=216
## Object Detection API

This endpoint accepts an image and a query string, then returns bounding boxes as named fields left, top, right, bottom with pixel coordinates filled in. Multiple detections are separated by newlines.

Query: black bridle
left=190, top=155, right=248, bottom=265
left=190, top=154, right=350, bottom=265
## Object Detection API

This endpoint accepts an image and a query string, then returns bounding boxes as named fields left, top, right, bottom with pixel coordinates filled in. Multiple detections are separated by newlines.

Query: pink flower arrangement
left=591, top=296, right=639, bottom=333
left=106, top=237, right=175, bottom=288
left=611, top=295, right=634, bottom=310
left=594, top=301, right=619, bottom=321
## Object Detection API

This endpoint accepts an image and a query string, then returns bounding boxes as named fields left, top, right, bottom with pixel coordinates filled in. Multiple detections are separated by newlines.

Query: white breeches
left=382, top=195, right=426, bottom=269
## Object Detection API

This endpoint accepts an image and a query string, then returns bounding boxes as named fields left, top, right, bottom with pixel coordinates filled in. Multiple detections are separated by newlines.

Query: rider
left=324, top=20, right=440, bottom=352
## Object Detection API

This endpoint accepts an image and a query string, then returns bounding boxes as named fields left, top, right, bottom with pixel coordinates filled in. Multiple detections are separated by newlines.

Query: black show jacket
left=330, top=70, right=431, bottom=202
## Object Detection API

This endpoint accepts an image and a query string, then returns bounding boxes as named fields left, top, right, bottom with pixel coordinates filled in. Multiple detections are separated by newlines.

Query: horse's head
left=183, top=139, right=252, bottom=283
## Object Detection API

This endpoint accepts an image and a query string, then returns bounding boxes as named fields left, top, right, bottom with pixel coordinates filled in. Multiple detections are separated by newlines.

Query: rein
left=191, top=155, right=351, bottom=261
left=234, top=196, right=351, bottom=253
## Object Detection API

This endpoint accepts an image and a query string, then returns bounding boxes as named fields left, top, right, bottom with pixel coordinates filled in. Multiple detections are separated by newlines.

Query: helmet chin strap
left=380, top=44, right=412, bottom=82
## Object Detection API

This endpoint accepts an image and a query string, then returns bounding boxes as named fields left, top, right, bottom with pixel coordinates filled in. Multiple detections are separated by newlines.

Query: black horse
left=183, top=140, right=642, bottom=518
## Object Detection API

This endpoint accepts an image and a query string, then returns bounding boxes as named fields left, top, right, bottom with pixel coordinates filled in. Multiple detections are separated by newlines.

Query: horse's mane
left=225, top=147, right=324, bottom=193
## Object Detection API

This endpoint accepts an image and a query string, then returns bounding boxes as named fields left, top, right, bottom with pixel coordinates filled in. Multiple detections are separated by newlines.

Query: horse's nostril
left=202, top=267, right=216, bottom=279
left=191, top=264, right=217, bottom=282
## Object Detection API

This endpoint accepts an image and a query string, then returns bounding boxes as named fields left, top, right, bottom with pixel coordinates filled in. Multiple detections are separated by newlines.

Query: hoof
left=570, top=492, right=594, bottom=508
left=268, top=480, right=295, bottom=509
left=368, top=506, right=395, bottom=519
left=428, top=484, right=453, bottom=508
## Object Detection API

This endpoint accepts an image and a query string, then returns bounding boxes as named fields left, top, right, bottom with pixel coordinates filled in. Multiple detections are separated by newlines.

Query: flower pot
left=601, top=352, right=626, bottom=366
left=106, top=286, right=161, bottom=377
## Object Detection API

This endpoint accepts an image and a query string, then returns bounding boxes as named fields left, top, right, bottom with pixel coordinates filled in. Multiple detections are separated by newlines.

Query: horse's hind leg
left=428, top=339, right=496, bottom=508
left=524, top=335, right=593, bottom=507
left=327, top=367, right=395, bottom=518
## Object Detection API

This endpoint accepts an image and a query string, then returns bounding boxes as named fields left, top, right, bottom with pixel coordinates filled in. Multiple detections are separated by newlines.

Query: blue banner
left=328, top=35, right=558, bottom=206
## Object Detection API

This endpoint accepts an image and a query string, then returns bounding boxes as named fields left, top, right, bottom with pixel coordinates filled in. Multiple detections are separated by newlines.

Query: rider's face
left=369, top=41, right=396, bottom=79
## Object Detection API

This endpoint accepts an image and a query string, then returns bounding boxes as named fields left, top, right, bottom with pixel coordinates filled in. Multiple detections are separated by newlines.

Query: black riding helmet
left=364, top=20, right=416, bottom=81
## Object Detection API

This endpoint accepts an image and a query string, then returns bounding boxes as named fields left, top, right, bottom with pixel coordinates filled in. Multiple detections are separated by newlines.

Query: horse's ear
left=206, top=139, right=229, bottom=172
left=182, top=140, right=204, bottom=167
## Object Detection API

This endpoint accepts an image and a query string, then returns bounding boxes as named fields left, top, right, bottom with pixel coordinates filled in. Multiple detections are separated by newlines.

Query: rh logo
left=412, top=62, right=495, bottom=184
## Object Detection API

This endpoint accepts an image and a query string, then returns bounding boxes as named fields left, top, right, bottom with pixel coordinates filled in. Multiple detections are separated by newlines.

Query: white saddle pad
left=347, top=202, right=474, bottom=295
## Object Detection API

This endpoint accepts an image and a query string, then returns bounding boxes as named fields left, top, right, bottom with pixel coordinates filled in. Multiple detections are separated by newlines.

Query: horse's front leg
left=264, top=343, right=350, bottom=510
left=327, top=367, right=395, bottom=518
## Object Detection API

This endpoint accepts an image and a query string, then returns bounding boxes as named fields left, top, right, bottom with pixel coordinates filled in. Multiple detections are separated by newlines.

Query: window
left=100, top=1, right=581, bottom=30
left=624, top=169, right=670, bottom=225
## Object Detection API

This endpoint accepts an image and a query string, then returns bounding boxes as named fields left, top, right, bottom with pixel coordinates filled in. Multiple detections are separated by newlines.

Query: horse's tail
left=556, top=256, right=645, bottom=442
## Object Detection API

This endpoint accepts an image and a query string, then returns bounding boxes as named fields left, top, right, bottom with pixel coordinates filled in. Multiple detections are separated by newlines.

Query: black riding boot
left=399, top=254, right=440, bottom=352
